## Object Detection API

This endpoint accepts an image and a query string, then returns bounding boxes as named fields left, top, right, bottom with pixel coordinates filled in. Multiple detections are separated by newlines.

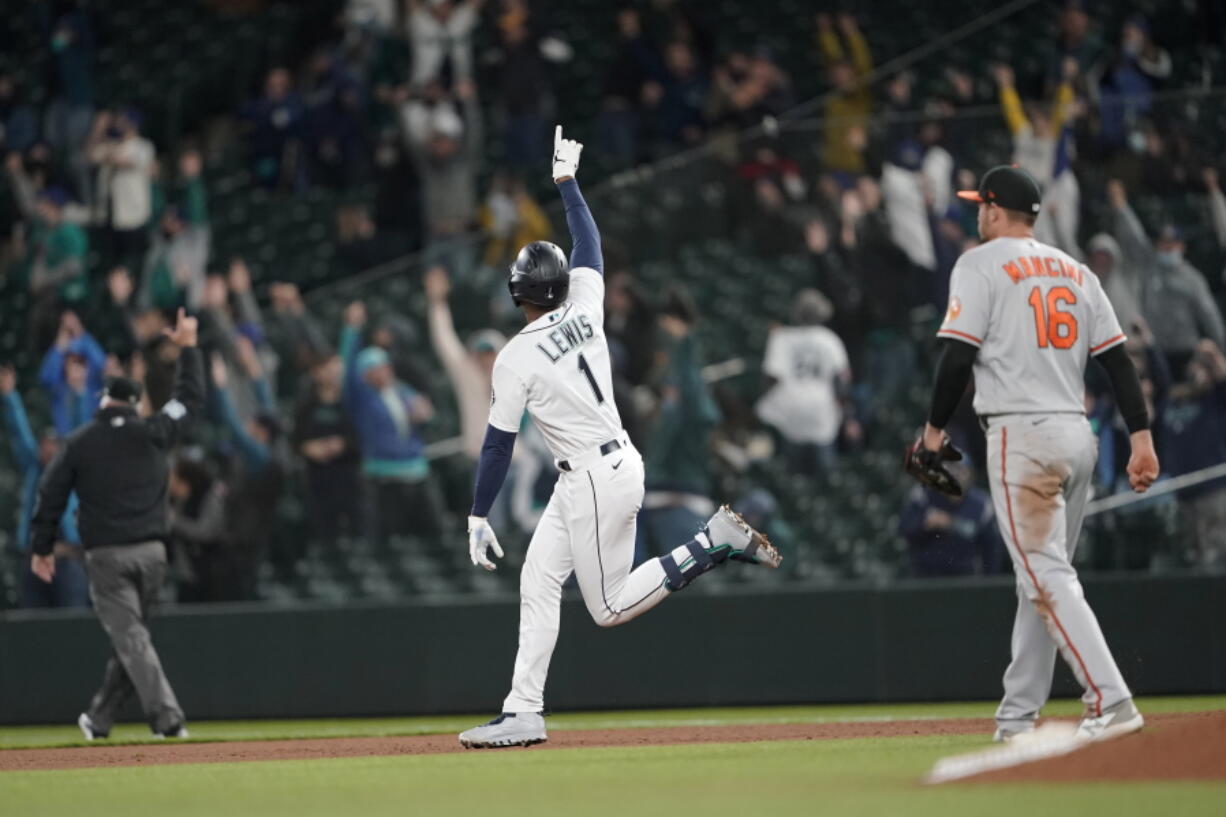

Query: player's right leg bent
left=566, top=446, right=780, bottom=629
left=986, top=415, right=1133, bottom=727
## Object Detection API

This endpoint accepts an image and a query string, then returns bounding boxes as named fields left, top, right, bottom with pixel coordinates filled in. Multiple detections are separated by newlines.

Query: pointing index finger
left=555, top=125, right=562, bottom=149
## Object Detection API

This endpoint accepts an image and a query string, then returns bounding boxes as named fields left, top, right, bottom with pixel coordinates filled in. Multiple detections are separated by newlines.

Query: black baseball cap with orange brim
left=956, top=165, right=1042, bottom=215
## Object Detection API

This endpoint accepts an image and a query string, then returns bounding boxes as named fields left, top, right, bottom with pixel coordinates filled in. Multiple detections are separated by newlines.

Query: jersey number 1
left=578, top=353, right=605, bottom=404
left=1028, top=286, right=1078, bottom=349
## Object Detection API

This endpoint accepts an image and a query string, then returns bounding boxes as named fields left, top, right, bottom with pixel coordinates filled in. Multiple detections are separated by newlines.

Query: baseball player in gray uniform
left=907, top=166, right=1159, bottom=742
left=456, top=128, right=782, bottom=749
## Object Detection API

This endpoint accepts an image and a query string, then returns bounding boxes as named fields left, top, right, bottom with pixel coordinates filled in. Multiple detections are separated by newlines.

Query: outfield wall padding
left=1, top=574, right=1222, bottom=724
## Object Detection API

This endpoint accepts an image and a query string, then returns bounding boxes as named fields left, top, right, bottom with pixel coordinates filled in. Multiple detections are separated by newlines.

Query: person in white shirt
left=87, top=109, right=155, bottom=268
left=756, top=289, right=855, bottom=474
left=406, top=0, right=482, bottom=88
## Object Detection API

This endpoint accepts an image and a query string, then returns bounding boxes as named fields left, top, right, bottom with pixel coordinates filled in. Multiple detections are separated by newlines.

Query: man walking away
left=30, top=308, right=204, bottom=740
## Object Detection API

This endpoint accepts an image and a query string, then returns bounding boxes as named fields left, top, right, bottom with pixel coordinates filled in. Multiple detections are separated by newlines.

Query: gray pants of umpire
left=84, top=541, right=185, bottom=734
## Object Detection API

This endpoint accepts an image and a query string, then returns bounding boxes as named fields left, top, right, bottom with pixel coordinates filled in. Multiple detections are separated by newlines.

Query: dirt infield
left=970, top=709, right=1226, bottom=783
left=0, top=712, right=1212, bottom=775
left=0, top=718, right=992, bottom=771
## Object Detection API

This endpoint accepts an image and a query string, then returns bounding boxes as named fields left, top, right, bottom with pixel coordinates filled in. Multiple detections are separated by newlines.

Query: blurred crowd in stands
left=1, top=0, right=1225, bottom=608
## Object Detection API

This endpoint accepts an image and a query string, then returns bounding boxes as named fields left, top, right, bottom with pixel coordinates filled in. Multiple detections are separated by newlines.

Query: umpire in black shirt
left=30, top=308, right=204, bottom=739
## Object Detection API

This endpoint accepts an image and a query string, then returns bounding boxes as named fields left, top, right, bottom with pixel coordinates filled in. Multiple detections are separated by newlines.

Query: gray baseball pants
left=985, top=414, right=1133, bottom=732
left=84, top=541, right=185, bottom=734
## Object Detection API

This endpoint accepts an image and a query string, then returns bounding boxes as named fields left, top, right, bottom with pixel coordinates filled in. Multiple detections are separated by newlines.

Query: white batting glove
left=552, top=125, right=583, bottom=182
left=467, top=515, right=504, bottom=571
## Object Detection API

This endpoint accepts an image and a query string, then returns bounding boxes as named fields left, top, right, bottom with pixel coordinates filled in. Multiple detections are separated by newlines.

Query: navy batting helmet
left=508, top=241, right=569, bottom=308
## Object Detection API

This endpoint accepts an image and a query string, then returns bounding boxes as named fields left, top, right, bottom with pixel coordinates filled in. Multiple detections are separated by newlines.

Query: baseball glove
left=903, top=432, right=965, bottom=498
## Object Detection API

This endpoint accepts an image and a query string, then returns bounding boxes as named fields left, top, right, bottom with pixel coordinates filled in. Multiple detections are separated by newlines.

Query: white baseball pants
left=502, top=441, right=674, bottom=713
left=985, top=414, right=1132, bottom=729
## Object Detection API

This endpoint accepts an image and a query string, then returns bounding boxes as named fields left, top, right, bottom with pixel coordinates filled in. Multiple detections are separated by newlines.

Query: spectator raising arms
left=992, top=60, right=1080, bottom=248
left=139, top=150, right=210, bottom=312
left=39, top=310, right=107, bottom=436
left=1108, top=179, right=1226, bottom=372
left=210, top=350, right=283, bottom=596
left=0, top=365, right=88, bottom=608
left=817, top=13, right=873, bottom=176
left=408, top=78, right=483, bottom=276
left=340, top=300, right=446, bottom=544
left=424, top=265, right=505, bottom=462
left=24, top=186, right=90, bottom=351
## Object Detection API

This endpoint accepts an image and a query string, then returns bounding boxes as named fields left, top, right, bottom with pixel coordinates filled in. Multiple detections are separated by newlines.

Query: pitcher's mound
left=970, top=710, right=1226, bottom=784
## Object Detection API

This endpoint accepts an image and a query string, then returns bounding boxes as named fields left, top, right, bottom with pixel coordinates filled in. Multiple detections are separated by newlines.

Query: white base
left=925, top=722, right=1084, bottom=784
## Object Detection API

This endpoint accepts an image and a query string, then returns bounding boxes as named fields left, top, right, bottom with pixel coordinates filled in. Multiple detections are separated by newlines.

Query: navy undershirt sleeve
left=471, top=424, right=518, bottom=517
left=557, top=178, right=603, bottom=275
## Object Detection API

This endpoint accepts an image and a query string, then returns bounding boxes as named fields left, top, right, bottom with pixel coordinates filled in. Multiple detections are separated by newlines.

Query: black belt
left=557, top=439, right=622, bottom=472
left=978, top=411, right=1083, bottom=431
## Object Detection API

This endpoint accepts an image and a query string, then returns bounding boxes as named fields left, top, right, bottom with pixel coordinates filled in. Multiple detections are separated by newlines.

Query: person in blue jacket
left=0, top=365, right=89, bottom=607
left=38, top=310, right=107, bottom=436
left=339, top=300, right=445, bottom=544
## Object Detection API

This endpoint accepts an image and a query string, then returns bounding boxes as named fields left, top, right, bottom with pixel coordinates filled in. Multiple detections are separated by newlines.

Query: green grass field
left=2, top=697, right=1223, bottom=817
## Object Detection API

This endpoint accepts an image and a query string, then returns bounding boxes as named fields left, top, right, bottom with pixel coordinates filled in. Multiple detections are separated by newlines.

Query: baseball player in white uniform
left=910, top=165, right=1159, bottom=743
left=457, top=128, right=782, bottom=749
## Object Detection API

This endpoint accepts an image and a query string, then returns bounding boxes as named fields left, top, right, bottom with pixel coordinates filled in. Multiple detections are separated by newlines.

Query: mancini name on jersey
left=1000, top=255, right=1086, bottom=287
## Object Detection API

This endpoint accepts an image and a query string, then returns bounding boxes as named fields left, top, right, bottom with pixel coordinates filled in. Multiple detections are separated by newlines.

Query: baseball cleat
left=992, top=722, right=1036, bottom=743
left=459, top=712, right=547, bottom=749
left=704, top=505, right=782, bottom=568
left=77, top=712, right=108, bottom=741
left=1075, top=698, right=1143, bottom=742
left=154, top=724, right=190, bottom=739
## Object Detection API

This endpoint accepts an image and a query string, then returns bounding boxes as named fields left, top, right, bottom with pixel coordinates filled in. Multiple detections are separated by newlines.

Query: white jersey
left=755, top=325, right=849, bottom=445
left=937, top=236, right=1126, bottom=417
left=488, top=268, right=622, bottom=460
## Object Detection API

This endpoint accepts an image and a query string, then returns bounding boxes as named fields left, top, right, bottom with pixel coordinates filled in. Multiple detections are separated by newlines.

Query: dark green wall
left=2, top=575, right=1223, bottom=724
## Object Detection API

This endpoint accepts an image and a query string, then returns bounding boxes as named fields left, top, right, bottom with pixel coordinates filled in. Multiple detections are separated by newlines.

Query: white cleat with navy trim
left=459, top=712, right=548, bottom=749
left=705, top=505, right=782, bottom=568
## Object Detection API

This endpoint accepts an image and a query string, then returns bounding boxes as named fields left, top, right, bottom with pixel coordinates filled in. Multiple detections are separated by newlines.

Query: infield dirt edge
left=1, top=713, right=1215, bottom=776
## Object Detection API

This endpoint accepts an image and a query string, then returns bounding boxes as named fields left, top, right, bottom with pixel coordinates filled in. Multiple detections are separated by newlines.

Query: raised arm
left=1049, top=58, right=1078, bottom=133
left=339, top=301, right=366, bottom=408
left=0, top=369, right=39, bottom=471
left=557, top=179, right=602, bottom=274
left=147, top=309, right=205, bottom=448
left=1107, top=180, right=1154, bottom=268
left=212, top=360, right=270, bottom=469
left=423, top=266, right=469, bottom=378
left=552, top=126, right=602, bottom=274
left=992, top=64, right=1029, bottom=136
